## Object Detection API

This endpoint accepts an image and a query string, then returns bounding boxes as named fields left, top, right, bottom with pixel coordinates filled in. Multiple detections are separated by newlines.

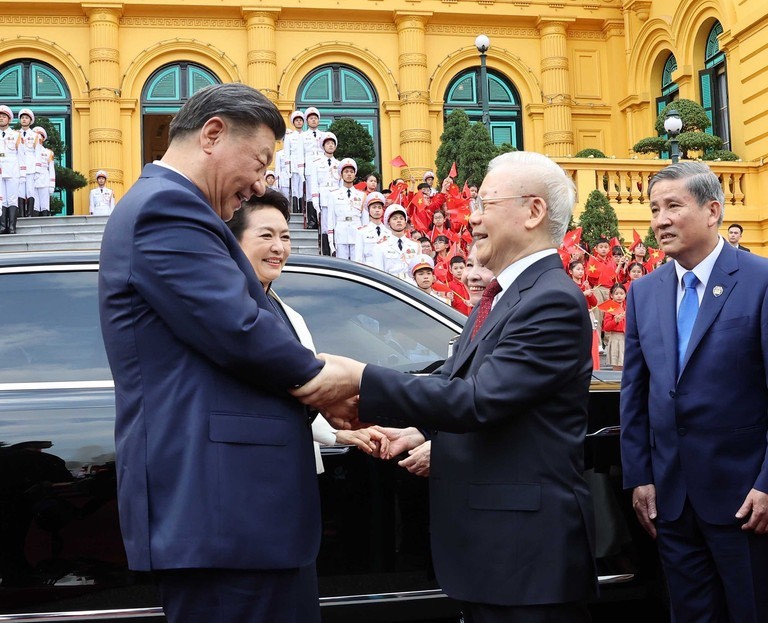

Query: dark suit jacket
left=99, top=163, right=323, bottom=571
left=359, top=253, right=597, bottom=606
left=620, top=242, right=768, bottom=524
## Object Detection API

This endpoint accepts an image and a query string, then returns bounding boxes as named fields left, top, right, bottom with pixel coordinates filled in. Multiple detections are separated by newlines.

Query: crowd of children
left=562, top=228, right=666, bottom=370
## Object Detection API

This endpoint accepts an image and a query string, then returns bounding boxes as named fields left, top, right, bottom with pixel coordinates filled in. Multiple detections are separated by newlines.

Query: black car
left=0, top=252, right=661, bottom=622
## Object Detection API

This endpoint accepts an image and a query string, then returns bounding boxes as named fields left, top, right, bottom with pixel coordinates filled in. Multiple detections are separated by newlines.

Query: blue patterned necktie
left=677, top=271, right=700, bottom=373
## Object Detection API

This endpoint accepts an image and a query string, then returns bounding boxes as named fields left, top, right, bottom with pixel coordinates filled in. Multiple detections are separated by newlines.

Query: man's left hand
left=736, top=488, right=768, bottom=534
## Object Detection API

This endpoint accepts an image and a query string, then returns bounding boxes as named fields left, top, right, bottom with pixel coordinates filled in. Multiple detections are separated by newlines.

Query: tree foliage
left=654, top=99, right=711, bottom=134
left=643, top=226, right=658, bottom=249
left=574, top=148, right=606, bottom=158
left=677, top=131, right=722, bottom=158
left=703, top=149, right=739, bottom=162
left=632, top=136, right=667, bottom=156
left=458, top=122, right=496, bottom=190
left=327, top=118, right=376, bottom=181
left=435, top=109, right=471, bottom=182
left=578, top=190, right=621, bottom=249
left=495, top=142, right=517, bottom=157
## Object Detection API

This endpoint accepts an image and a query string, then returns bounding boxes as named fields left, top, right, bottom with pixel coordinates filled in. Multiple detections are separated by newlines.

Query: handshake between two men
left=290, top=353, right=431, bottom=476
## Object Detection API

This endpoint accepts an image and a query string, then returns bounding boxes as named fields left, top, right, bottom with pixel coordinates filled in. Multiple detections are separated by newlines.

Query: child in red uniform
left=624, top=261, right=647, bottom=291
left=569, top=260, right=600, bottom=370
left=448, top=256, right=471, bottom=315
left=602, top=283, right=627, bottom=370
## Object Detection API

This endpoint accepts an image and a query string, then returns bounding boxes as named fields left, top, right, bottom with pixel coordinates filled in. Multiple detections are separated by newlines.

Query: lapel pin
left=713, top=285, right=724, bottom=297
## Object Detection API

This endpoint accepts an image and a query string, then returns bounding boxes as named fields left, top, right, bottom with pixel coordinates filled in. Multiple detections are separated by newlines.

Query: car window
left=0, top=271, right=111, bottom=383
left=275, top=271, right=459, bottom=372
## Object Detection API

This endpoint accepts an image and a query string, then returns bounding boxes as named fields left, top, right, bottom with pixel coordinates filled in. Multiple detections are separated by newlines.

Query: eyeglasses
left=475, top=194, right=537, bottom=215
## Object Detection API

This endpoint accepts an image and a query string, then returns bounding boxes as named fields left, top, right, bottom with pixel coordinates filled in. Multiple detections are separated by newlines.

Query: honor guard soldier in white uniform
left=327, top=157, right=364, bottom=260
left=301, top=107, right=323, bottom=229
left=306, top=131, right=340, bottom=255
left=18, top=108, right=39, bottom=217
left=354, top=191, right=389, bottom=266
left=284, top=110, right=306, bottom=215
left=33, top=126, right=56, bottom=216
left=372, top=204, right=420, bottom=280
left=265, top=169, right=278, bottom=192
left=89, top=170, right=116, bottom=216
left=0, top=105, right=22, bottom=234
left=273, top=148, right=290, bottom=199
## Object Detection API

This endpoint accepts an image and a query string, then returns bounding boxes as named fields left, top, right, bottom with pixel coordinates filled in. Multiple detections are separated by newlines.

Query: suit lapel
left=654, top=264, right=679, bottom=384
left=450, top=254, right=558, bottom=375
left=680, top=245, right=738, bottom=374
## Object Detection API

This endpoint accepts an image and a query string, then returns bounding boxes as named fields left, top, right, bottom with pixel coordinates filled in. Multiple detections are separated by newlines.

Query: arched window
left=699, top=21, right=730, bottom=149
left=0, top=59, right=73, bottom=213
left=444, top=68, right=523, bottom=148
left=141, top=62, right=220, bottom=164
left=655, top=53, right=679, bottom=120
left=296, top=65, right=381, bottom=170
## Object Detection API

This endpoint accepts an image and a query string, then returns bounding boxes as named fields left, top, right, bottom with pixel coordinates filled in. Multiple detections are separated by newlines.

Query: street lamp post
left=663, top=108, right=683, bottom=163
left=475, top=34, right=491, bottom=133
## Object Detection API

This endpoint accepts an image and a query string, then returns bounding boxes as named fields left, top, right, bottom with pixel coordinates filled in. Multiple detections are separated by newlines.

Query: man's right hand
left=632, top=484, right=658, bottom=539
left=291, top=353, right=365, bottom=410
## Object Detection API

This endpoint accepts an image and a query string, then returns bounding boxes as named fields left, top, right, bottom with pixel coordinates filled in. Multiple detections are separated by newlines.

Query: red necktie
left=470, top=279, right=502, bottom=339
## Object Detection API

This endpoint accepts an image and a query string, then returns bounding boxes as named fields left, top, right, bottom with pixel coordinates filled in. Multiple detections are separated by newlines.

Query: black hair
left=169, top=83, right=286, bottom=143
left=227, top=189, right=291, bottom=240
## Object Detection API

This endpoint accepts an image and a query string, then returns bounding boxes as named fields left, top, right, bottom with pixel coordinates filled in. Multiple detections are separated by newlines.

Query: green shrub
left=574, top=148, right=606, bottom=158
left=632, top=136, right=667, bottom=155
left=703, top=149, right=739, bottom=161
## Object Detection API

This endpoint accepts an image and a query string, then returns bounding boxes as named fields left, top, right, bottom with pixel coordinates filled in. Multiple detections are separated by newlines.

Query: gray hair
left=486, top=151, right=575, bottom=245
left=648, top=161, right=725, bottom=225
left=169, top=83, right=286, bottom=143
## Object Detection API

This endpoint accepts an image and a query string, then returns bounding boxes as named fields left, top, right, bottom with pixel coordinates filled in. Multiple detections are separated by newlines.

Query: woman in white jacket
left=227, top=189, right=387, bottom=472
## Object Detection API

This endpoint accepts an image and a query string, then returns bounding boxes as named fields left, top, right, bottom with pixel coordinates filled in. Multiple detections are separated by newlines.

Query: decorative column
left=538, top=18, right=575, bottom=156
left=394, top=12, right=432, bottom=182
left=242, top=8, right=280, bottom=102
left=83, top=3, right=124, bottom=202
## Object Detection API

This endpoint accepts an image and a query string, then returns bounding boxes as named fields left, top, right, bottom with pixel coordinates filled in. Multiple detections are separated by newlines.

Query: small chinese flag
left=462, top=181, right=470, bottom=199
left=448, top=161, right=458, bottom=178
left=354, top=181, right=367, bottom=190
left=390, top=155, right=408, bottom=168
left=630, top=229, right=642, bottom=251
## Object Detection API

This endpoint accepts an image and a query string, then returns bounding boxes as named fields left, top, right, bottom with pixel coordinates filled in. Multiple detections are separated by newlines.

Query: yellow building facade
left=0, top=0, right=766, bottom=248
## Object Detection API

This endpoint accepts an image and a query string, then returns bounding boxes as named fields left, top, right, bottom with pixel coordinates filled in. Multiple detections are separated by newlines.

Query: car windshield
left=0, top=270, right=111, bottom=383
left=275, top=271, right=459, bottom=373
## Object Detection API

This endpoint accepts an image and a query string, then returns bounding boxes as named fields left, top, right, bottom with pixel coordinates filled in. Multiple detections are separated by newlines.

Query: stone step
left=0, top=214, right=320, bottom=255
left=17, top=215, right=110, bottom=227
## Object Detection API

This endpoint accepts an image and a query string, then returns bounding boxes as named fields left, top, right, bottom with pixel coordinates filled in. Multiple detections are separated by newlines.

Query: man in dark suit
left=98, top=83, right=355, bottom=623
left=296, top=151, right=597, bottom=622
left=621, top=161, right=768, bottom=623
left=726, top=222, right=751, bottom=252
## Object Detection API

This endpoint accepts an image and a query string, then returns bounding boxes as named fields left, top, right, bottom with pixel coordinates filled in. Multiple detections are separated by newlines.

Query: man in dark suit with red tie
left=295, top=151, right=598, bottom=622
left=621, top=161, right=768, bottom=623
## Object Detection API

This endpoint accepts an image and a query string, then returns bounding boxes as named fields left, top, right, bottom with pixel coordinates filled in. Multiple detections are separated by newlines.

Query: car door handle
left=586, top=425, right=621, bottom=438
left=320, top=446, right=351, bottom=456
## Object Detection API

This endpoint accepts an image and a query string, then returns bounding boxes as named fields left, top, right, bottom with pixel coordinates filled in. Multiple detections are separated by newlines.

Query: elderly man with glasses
left=294, top=151, right=598, bottom=623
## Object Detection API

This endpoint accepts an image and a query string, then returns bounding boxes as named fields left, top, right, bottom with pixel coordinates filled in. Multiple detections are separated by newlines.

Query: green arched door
left=141, top=63, right=220, bottom=165
left=296, top=65, right=381, bottom=171
left=0, top=60, right=72, bottom=214
left=444, top=68, right=524, bottom=148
